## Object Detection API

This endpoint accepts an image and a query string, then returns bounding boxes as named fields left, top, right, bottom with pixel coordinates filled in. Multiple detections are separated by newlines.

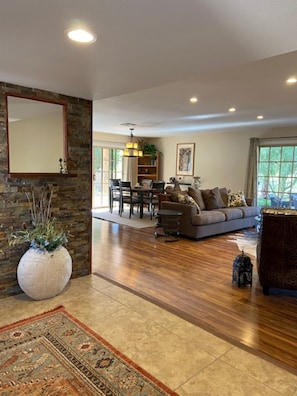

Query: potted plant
left=9, top=184, right=72, bottom=300
left=142, top=143, right=157, bottom=164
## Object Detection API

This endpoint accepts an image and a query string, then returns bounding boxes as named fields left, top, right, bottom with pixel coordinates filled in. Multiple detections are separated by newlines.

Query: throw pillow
left=188, top=187, right=206, bottom=210
left=227, top=190, right=247, bottom=207
left=170, top=190, right=187, bottom=202
left=202, top=189, right=219, bottom=210
left=211, top=187, right=226, bottom=208
left=178, top=193, right=201, bottom=214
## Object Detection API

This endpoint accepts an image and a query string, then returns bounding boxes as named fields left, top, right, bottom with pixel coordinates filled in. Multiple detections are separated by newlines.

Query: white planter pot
left=17, top=246, right=72, bottom=300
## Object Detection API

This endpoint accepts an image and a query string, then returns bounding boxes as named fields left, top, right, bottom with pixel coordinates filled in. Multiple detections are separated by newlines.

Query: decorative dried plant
left=25, top=184, right=53, bottom=226
left=9, top=184, right=68, bottom=252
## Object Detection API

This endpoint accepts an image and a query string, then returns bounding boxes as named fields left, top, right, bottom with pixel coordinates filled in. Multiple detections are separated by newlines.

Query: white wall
left=157, top=127, right=297, bottom=191
left=93, top=131, right=128, bottom=147
left=93, top=128, right=297, bottom=191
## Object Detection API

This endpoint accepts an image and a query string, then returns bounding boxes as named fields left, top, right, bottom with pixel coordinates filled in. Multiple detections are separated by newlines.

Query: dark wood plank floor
left=92, top=218, right=297, bottom=375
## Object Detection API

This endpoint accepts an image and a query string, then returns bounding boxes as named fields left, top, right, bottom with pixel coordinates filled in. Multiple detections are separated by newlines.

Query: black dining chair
left=109, top=179, right=121, bottom=213
left=143, top=181, right=165, bottom=219
left=119, top=181, right=140, bottom=218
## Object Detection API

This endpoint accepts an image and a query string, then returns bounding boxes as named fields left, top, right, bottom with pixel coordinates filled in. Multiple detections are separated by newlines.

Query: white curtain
left=122, top=157, right=138, bottom=185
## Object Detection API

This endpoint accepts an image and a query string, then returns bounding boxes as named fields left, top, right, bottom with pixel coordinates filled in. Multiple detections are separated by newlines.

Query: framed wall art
left=176, top=143, right=195, bottom=176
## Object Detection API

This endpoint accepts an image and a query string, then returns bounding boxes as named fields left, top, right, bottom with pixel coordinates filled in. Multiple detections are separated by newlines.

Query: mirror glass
left=7, top=95, right=66, bottom=174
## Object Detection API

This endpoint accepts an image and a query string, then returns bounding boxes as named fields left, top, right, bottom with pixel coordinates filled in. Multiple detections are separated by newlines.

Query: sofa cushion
left=217, top=207, right=243, bottom=220
left=188, top=187, right=206, bottom=210
left=239, top=206, right=260, bottom=217
left=178, top=193, right=201, bottom=214
left=192, top=210, right=226, bottom=225
left=228, top=191, right=247, bottom=207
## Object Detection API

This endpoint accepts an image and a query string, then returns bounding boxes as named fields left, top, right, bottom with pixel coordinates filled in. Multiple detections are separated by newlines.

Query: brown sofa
left=160, top=186, right=260, bottom=240
left=257, top=208, right=297, bottom=295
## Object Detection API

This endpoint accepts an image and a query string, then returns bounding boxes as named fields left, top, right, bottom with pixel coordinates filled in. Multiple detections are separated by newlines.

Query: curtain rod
left=251, top=136, right=297, bottom=141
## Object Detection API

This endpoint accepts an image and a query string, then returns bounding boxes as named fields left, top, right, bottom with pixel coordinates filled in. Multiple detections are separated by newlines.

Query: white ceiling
left=1, top=0, right=297, bottom=138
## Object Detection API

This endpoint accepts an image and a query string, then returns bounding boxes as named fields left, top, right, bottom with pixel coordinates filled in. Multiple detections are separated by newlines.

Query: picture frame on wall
left=176, top=143, right=195, bottom=176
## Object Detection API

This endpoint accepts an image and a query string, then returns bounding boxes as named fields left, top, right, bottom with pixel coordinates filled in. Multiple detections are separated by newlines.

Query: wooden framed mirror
left=6, top=94, right=68, bottom=176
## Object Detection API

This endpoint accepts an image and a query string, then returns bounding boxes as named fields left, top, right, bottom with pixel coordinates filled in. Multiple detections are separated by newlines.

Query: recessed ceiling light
left=286, top=76, right=297, bottom=84
left=190, top=97, right=198, bottom=103
left=228, top=107, right=236, bottom=112
left=66, top=29, right=97, bottom=44
left=257, top=115, right=264, bottom=120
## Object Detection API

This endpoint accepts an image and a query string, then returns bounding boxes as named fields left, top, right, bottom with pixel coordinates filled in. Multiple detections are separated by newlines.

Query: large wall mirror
left=6, top=94, right=67, bottom=174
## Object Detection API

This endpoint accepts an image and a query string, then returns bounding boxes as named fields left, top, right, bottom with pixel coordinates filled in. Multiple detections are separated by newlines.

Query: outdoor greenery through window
left=93, top=147, right=122, bottom=208
left=257, top=145, right=297, bottom=208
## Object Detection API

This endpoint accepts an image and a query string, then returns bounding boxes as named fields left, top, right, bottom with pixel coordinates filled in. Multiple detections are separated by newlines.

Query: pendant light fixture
left=123, top=128, right=143, bottom=157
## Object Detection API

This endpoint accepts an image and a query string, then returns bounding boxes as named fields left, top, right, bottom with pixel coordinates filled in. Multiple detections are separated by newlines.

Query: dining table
left=131, top=186, right=152, bottom=218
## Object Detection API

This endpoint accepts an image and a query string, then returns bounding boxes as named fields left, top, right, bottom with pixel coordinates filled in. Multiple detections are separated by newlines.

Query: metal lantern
left=232, top=250, right=253, bottom=287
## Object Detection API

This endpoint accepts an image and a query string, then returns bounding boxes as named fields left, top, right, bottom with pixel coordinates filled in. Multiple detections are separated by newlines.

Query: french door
left=92, top=147, right=123, bottom=208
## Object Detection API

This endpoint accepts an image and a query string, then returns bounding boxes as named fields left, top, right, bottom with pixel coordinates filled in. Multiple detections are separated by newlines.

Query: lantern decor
left=232, top=250, right=253, bottom=287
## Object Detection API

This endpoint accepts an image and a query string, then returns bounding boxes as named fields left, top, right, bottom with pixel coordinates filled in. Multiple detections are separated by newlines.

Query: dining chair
left=143, top=180, right=165, bottom=219
left=109, top=179, right=121, bottom=213
left=119, top=181, right=140, bottom=218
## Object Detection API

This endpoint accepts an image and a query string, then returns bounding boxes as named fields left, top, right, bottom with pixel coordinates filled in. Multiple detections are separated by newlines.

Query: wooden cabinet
left=137, top=154, right=159, bottom=184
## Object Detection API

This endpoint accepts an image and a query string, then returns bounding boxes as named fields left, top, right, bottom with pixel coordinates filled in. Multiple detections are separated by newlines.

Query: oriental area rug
left=0, top=306, right=177, bottom=396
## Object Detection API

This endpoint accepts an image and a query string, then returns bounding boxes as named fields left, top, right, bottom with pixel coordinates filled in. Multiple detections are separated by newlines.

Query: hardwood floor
left=92, top=218, right=297, bottom=375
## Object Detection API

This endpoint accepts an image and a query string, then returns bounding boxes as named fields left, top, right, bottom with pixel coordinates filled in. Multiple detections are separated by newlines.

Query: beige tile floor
left=1, top=274, right=297, bottom=395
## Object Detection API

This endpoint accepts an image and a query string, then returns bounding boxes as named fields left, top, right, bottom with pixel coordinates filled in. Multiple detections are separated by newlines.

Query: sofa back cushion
left=188, top=187, right=206, bottom=210
left=219, top=187, right=229, bottom=207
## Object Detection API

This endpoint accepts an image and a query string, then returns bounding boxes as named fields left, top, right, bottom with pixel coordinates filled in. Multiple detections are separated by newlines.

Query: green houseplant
left=142, top=143, right=157, bottom=161
left=9, top=184, right=72, bottom=300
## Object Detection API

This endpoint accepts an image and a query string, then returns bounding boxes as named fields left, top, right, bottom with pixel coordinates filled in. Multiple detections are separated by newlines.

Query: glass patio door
left=92, top=147, right=123, bottom=209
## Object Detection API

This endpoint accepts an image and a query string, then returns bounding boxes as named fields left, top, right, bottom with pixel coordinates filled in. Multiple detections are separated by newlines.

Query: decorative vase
left=17, top=246, right=72, bottom=300
left=193, top=176, right=201, bottom=189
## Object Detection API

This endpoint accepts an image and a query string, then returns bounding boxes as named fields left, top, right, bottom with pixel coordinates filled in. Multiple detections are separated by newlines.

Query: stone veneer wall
left=0, top=82, right=92, bottom=298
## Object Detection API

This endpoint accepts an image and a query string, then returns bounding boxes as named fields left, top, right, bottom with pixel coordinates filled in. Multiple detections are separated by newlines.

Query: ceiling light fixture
left=66, top=29, right=97, bottom=44
left=228, top=107, right=236, bottom=112
left=190, top=97, right=198, bottom=103
left=286, top=76, right=297, bottom=84
left=257, top=115, right=264, bottom=120
left=123, top=128, right=143, bottom=157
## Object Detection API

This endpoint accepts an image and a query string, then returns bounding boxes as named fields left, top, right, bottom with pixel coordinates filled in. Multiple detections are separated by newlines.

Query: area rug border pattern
left=0, top=305, right=178, bottom=395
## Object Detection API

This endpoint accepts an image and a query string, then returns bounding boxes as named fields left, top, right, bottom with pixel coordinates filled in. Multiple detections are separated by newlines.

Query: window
left=93, top=147, right=122, bottom=208
left=257, top=145, right=297, bottom=208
